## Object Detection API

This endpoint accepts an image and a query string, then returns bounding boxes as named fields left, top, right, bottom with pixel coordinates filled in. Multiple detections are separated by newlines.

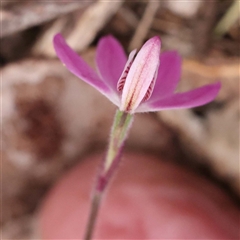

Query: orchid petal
left=96, top=35, right=127, bottom=92
left=137, top=82, right=221, bottom=112
left=120, top=36, right=161, bottom=113
left=148, top=51, right=182, bottom=102
left=53, top=34, right=114, bottom=102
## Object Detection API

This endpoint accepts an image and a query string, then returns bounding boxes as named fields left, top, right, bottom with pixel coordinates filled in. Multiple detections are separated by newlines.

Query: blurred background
left=1, top=0, right=239, bottom=238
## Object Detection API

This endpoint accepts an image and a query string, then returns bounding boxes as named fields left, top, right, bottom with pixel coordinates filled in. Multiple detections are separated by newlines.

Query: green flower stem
left=104, top=110, right=133, bottom=172
left=84, top=110, right=133, bottom=240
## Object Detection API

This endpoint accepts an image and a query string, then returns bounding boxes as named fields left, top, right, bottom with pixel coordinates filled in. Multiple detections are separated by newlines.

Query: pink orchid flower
left=53, top=34, right=220, bottom=114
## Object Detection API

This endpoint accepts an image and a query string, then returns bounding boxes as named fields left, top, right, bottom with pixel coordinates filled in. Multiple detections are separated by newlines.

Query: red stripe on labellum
left=142, top=65, right=159, bottom=102
left=117, top=62, right=133, bottom=91
left=142, top=79, right=154, bottom=102
left=117, top=50, right=137, bottom=92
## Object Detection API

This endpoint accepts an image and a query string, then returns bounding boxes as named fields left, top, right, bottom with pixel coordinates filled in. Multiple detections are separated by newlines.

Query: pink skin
left=40, top=153, right=239, bottom=239
left=53, top=34, right=221, bottom=114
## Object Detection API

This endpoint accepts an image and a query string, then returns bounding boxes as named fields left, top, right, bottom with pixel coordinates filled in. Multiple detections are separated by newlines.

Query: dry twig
left=1, top=1, right=94, bottom=38
left=129, top=1, right=160, bottom=50
left=32, top=0, right=123, bottom=57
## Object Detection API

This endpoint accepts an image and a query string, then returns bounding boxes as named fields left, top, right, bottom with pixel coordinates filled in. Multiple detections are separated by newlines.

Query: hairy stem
left=83, top=110, right=133, bottom=240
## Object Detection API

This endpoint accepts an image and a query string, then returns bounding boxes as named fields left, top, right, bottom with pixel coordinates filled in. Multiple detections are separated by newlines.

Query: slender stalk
left=83, top=192, right=102, bottom=240
left=83, top=110, right=133, bottom=240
